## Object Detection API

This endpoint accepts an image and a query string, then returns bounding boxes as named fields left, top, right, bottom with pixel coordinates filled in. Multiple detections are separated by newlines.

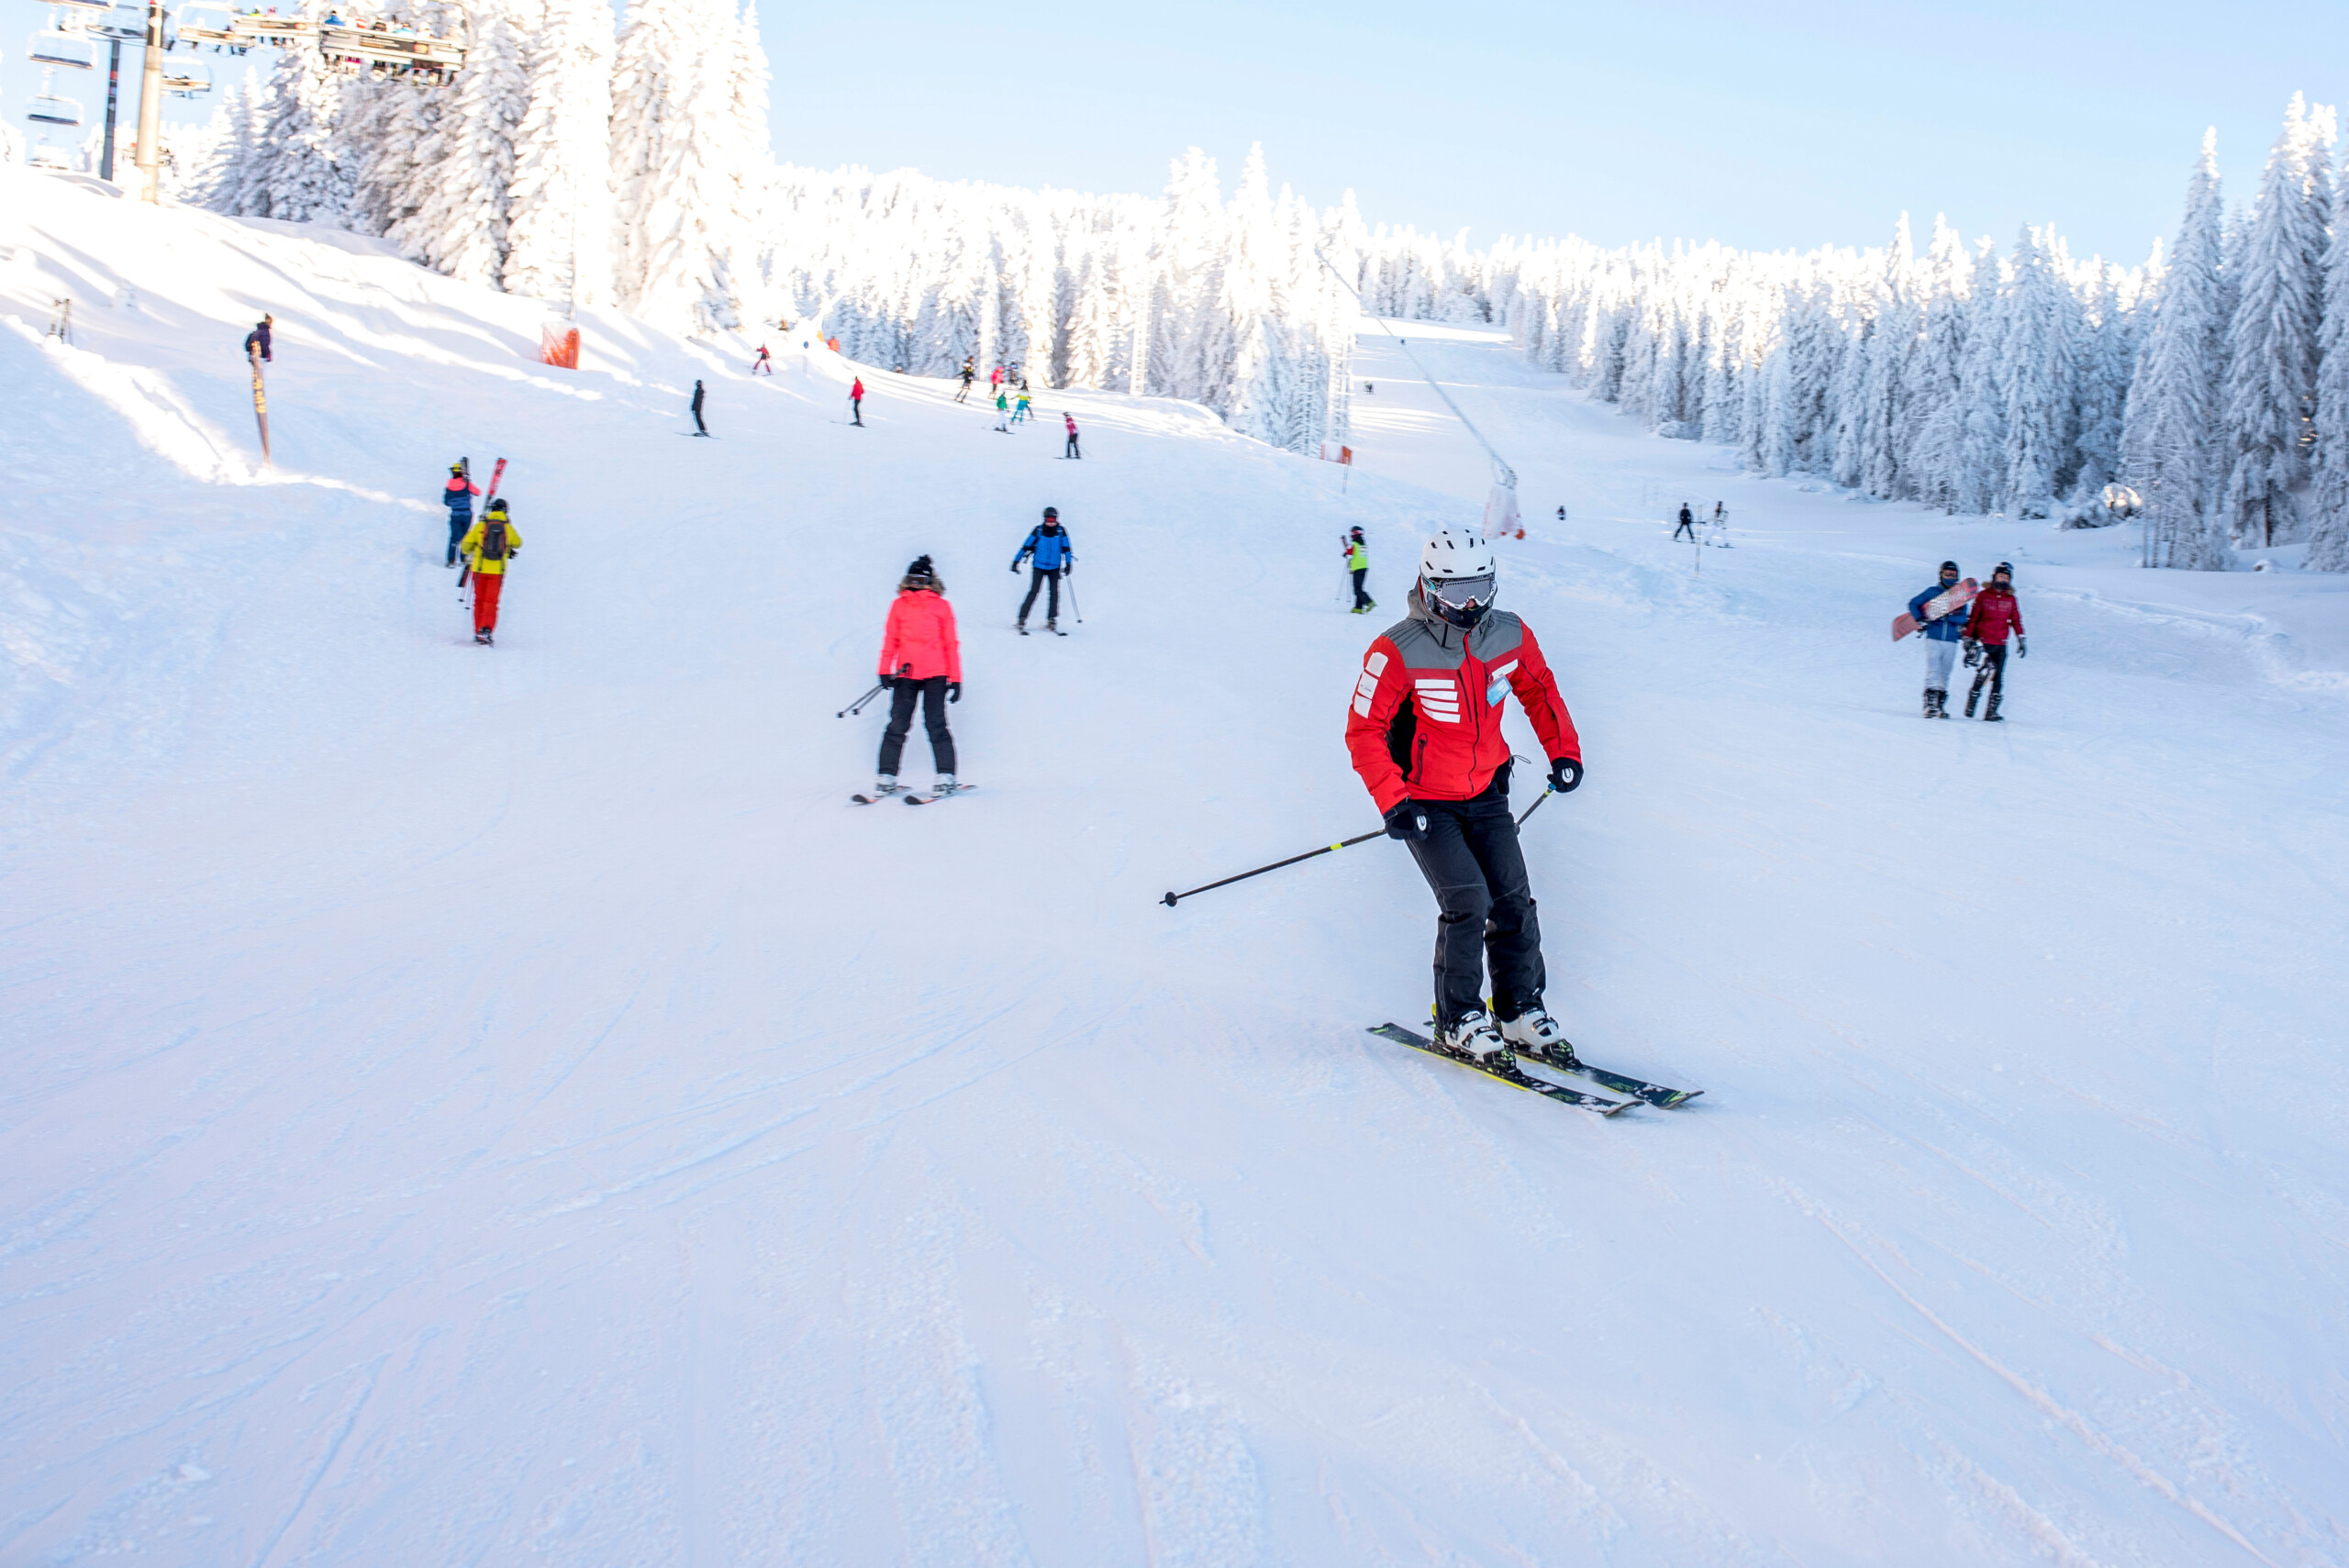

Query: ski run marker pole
left=1163, top=829, right=1385, bottom=907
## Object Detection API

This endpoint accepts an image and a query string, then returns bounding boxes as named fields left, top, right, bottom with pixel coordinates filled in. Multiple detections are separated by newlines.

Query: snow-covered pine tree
left=503, top=0, right=616, bottom=306
left=2122, top=130, right=2233, bottom=570
left=1999, top=224, right=2073, bottom=517
left=387, top=0, right=532, bottom=285
left=2219, top=95, right=2334, bottom=548
left=2307, top=152, right=2349, bottom=572
left=237, top=25, right=356, bottom=223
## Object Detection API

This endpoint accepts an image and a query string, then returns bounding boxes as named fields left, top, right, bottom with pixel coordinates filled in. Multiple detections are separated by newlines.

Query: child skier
left=1010, top=507, right=1074, bottom=633
left=1012, top=390, right=1032, bottom=424
left=458, top=497, right=521, bottom=645
left=994, top=389, right=1012, bottom=432
left=1346, top=528, right=1585, bottom=1064
left=441, top=462, right=481, bottom=568
left=874, top=556, right=963, bottom=797
left=1063, top=413, right=1081, bottom=459
left=1343, top=526, right=1375, bottom=613
left=1963, top=562, right=2026, bottom=720
left=956, top=357, right=975, bottom=403
left=1908, top=560, right=1967, bottom=717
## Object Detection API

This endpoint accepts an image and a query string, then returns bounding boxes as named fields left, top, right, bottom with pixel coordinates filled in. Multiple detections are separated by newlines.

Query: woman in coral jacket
left=1962, top=561, right=2027, bottom=721
left=1345, top=528, right=1584, bottom=1067
left=874, top=556, right=963, bottom=797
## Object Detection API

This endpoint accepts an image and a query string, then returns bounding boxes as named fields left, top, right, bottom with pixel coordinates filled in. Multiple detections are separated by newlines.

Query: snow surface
left=3, top=170, right=2346, bottom=1566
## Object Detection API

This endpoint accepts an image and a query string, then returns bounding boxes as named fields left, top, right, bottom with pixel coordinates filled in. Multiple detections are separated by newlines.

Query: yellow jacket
left=460, top=517, right=524, bottom=574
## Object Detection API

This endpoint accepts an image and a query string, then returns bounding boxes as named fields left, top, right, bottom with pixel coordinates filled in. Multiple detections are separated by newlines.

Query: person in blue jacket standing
left=441, top=462, right=482, bottom=567
left=1010, top=506, right=1074, bottom=634
left=1909, top=560, right=1967, bottom=717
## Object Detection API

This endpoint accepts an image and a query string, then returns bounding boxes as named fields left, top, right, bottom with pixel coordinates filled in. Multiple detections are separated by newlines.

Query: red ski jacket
left=1346, top=590, right=1580, bottom=814
left=1965, top=587, right=2025, bottom=645
left=878, top=588, right=962, bottom=682
left=852, top=379, right=864, bottom=400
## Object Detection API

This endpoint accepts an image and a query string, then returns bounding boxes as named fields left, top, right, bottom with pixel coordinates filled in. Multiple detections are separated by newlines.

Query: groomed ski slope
left=4, top=168, right=2347, bottom=1566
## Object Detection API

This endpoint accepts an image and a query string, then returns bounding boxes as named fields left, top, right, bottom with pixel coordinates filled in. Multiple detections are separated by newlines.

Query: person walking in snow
left=1010, top=507, right=1074, bottom=633
left=690, top=380, right=709, bottom=436
left=458, top=497, right=521, bottom=646
left=851, top=376, right=865, bottom=426
left=1673, top=503, right=1696, bottom=541
left=1908, top=560, right=1968, bottom=717
left=1346, top=528, right=1585, bottom=1065
left=1063, top=412, right=1081, bottom=459
left=1962, top=562, right=2026, bottom=721
left=1343, top=526, right=1375, bottom=614
left=440, top=461, right=481, bottom=568
left=956, top=356, right=976, bottom=403
left=242, top=314, right=273, bottom=362
left=873, top=556, right=963, bottom=797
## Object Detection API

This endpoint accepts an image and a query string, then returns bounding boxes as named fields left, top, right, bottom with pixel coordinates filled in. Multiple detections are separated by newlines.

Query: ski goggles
left=1426, top=573, right=1496, bottom=611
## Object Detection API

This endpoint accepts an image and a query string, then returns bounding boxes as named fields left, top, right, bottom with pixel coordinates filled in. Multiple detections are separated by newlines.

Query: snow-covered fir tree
left=2308, top=152, right=2349, bottom=573
left=502, top=0, right=616, bottom=306
left=2122, top=131, right=2233, bottom=570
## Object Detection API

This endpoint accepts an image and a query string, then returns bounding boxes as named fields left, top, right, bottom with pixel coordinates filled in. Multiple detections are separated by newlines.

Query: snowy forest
left=179, top=15, right=2349, bottom=568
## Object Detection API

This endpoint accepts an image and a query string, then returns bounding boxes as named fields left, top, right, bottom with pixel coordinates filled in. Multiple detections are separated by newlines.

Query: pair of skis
left=1367, top=1022, right=1701, bottom=1117
left=455, top=457, right=507, bottom=589
left=851, top=783, right=975, bottom=807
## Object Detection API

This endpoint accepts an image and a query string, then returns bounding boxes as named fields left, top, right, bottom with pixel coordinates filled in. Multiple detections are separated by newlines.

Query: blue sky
left=763, top=0, right=2349, bottom=265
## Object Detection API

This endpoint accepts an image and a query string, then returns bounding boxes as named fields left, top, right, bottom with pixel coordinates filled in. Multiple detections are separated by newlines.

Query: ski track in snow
left=2, top=172, right=2345, bottom=1566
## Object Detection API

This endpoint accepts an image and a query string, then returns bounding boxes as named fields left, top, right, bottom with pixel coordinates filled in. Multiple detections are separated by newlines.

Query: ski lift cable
left=1312, top=245, right=1517, bottom=495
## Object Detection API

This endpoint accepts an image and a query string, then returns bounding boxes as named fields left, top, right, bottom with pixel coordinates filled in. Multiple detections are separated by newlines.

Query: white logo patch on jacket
left=1352, top=651, right=1388, bottom=717
left=1415, top=676, right=1462, bottom=723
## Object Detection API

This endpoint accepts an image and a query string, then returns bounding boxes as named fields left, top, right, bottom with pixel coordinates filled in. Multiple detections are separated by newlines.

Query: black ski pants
left=878, top=676, right=956, bottom=777
left=446, top=510, right=470, bottom=566
left=1019, top=566, right=1062, bottom=623
left=1673, top=518, right=1696, bottom=540
left=692, top=403, right=707, bottom=434
left=1351, top=567, right=1372, bottom=610
left=1065, top=434, right=1081, bottom=458
left=1406, top=775, right=1546, bottom=1030
left=1969, top=642, right=2009, bottom=710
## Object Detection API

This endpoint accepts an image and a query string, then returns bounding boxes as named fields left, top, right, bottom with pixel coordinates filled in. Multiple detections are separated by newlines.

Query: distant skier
left=1346, top=528, right=1584, bottom=1064
left=990, top=363, right=1005, bottom=396
left=1365, top=382, right=1374, bottom=395
left=1343, top=526, right=1375, bottom=613
left=1555, top=506, right=1566, bottom=522
left=440, top=461, right=481, bottom=568
left=1010, top=506, right=1074, bottom=634
left=1012, top=390, right=1032, bottom=424
left=1673, top=503, right=1696, bottom=541
left=994, top=388, right=1012, bottom=432
left=1707, top=501, right=1729, bottom=548
left=459, top=497, right=521, bottom=645
left=956, top=357, right=976, bottom=403
left=873, top=555, right=963, bottom=798
left=851, top=376, right=865, bottom=426
left=752, top=345, right=773, bottom=375
left=242, top=314, right=273, bottom=361
left=690, top=380, right=708, bottom=436
left=1908, top=561, right=1968, bottom=717
left=1962, top=562, right=2026, bottom=720
left=1063, top=412, right=1081, bottom=459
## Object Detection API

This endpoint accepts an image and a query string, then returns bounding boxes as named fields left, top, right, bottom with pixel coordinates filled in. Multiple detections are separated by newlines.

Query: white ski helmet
left=1419, top=527, right=1498, bottom=628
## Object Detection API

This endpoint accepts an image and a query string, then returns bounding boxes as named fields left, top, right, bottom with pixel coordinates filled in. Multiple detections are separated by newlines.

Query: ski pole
left=1515, top=786, right=1555, bottom=828
left=836, top=680, right=887, bottom=717
left=1066, top=575, right=1082, bottom=624
left=1162, top=828, right=1385, bottom=907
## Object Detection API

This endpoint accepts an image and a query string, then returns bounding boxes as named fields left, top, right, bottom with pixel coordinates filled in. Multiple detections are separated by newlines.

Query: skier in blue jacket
left=1909, top=561, right=1967, bottom=718
left=441, top=462, right=482, bottom=567
left=1009, top=506, right=1074, bottom=633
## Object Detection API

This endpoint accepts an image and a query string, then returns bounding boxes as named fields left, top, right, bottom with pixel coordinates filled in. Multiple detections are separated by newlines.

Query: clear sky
left=763, top=0, right=2349, bottom=265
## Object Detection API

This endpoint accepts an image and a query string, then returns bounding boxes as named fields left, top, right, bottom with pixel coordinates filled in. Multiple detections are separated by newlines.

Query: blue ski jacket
left=1909, top=580, right=1968, bottom=641
left=1013, top=524, right=1074, bottom=572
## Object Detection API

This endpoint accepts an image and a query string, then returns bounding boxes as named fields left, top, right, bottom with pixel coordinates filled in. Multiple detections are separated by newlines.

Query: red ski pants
left=472, top=572, right=504, bottom=633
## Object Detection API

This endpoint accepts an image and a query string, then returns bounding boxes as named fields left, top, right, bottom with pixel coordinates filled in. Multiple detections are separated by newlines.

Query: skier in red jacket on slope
left=1346, top=528, right=1584, bottom=1066
left=1961, top=561, right=2027, bottom=721
left=874, top=556, right=963, bottom=797
left=851, top=376, right=865, bottom=425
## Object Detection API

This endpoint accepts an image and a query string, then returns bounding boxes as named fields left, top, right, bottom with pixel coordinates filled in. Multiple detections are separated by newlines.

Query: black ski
left=906, top=784, right=975, bottom=806
left=851, top=787, right=905, bottom=805
left=1368, top=1024, right=1631, bottom=1116
left=1523, top=1046, right=1702, bottom=1109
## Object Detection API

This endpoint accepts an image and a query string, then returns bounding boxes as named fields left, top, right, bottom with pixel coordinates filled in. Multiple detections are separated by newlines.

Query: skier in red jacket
left=1962, top=561, right=2027, bottom=721
left=1346, top=528, right=1584, bottom=1066
left=874, top=556, right=963, bottom=797
left=850, top=376, right=865, bottom=426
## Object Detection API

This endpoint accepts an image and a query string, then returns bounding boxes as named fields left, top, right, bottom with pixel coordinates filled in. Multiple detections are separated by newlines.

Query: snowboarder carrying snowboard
left=459, top=498, right=521, bottom=645
left=1909, top=561, right=1968, bottom=717
left=851, top=377, right=865, bottom=426
left=690, top=380, right=708, bottom=436
left=873, top=556, right=962, bottom=797
left=1346, top=528, right=1585, bottom=1064
left=1063, top=413, right=1081, bottom=459
left=1673, top=504, right=1696, bottom=541
left=1343, top=527, right=1375, bottom=614
left=1011, top=507, right=1074, bottom=632
left=441, top=462, right=481, bottom=568
left=1963, top=562, right=2026, bottom=721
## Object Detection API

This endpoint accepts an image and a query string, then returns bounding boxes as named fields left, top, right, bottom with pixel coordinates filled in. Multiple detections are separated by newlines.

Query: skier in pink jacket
left=873, top=556, right=963, bottom=797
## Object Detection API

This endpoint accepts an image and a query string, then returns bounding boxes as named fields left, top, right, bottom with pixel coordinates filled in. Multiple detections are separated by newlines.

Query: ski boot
left=1438, top=1009, right=1511, bottom=1066
left=1922, top=687, right=1937, bottom=718
left=1964, top=683, right=1982, bottom=718
left=1983, top=693, right=2004, bottom=722
left=1016, top=622, right=1028, bottom=636
left=1931, top=688, right=1950, bottom=718
left=1045, top=617, right=1058, bottom=634
left=872, top=774, right=904, bottom=798
left=1499, top=1008, right=1578, bottom=1068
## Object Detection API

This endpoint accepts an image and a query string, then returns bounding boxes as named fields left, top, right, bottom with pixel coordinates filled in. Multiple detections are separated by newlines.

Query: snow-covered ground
left=4, top=169, right=2345, bottom=1566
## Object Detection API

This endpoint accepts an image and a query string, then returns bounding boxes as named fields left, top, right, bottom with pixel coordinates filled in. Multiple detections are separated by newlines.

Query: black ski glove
left=1547, top=757, right=1583, bottom=795
left=2017, top=637, right=2027, bottom=658
left=947, top=682, right=961, bottom=703
left=878, top=674, right=896, bottom=692
left=1009, top=563, right=1021, bottom=573
left=1382, top=801, right=1430, bottom=841
left=1063, top=561, right=1074, bottom=575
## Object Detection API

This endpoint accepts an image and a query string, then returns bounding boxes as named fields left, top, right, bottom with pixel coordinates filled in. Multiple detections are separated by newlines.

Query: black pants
left=1351, top=567, right=1372, bottom=609
left=852, top=398, right=863, bottom=425
left=1065, top=435, right=1080, bottom=458
left=1407, top=776, right=1545, bottom=1030
left=879, top=676, right=956, bottom=776
left=1673, top=519, right=1695, bottom=540
left=1019, top=567, right=1062, bottom=622
left=446, top=512, right=470, bottom=566
left=692, top=405, right=707, bottom=434
left=1968, top=642, right=2009, bottom=710
left=957, top=381, right=972, bottom=403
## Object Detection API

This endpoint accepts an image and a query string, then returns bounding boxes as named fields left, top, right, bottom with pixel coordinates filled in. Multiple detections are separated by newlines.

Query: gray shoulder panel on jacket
left=1471, top=612, right=1525, bottom=661
left=1384, top=616, right=1465, bottom=670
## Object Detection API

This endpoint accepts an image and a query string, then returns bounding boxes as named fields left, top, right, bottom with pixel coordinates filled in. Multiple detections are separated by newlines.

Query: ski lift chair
left=161, top=58, right=210, bottom=92
left=27, top=88, right=83, bottom=126
left=28, top=27, right=97, bottom=69
left=86, top=2, right=150, bottom=41
left=50, top=0, right=110, bottom=11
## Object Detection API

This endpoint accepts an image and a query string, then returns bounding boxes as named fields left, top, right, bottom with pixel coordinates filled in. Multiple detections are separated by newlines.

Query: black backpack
left=480, top=519, right=509, bottom=562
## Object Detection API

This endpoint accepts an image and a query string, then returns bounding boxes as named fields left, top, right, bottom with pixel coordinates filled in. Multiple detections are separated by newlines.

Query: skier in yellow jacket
left=459, top=498, right=522, bottom=645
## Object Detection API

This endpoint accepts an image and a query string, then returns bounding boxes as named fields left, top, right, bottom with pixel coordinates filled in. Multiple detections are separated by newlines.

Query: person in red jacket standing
left=1962, top=561, right=2027, bottom=721
left=874, top=556, right=963, bottom=797
left=1346, top=528, right=1585, bottom=1066
left=850, top=376, right=865, bottom=426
